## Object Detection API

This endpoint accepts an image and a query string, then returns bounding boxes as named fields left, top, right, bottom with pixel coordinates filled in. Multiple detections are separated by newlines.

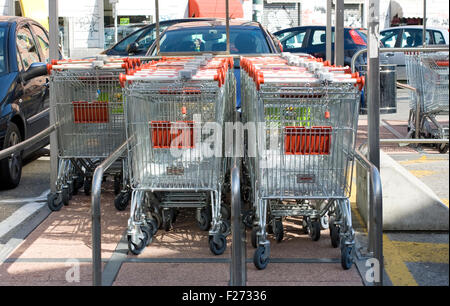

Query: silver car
left=379, top=26, right=449, bottom=80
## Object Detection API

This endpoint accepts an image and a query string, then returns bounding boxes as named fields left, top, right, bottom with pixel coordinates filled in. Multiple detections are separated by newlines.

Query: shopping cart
left=120, top=56, right=235, bottom=255
left=47, top=57, right=138, bottom=211
left=241, top=53, right=364, bottom=270
left=405, top=51, right=449, bottom=153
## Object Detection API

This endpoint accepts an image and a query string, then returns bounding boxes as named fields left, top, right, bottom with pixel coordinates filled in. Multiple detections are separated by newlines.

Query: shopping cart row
left=405, top=52, right=449, bottom=153
left=46, top=53, right=364, bottom=270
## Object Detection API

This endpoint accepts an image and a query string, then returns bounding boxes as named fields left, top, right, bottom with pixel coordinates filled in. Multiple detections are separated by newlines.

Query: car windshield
left=0, top=25, right=6, bottom=74
left=154, top=26, right=270, bottom=55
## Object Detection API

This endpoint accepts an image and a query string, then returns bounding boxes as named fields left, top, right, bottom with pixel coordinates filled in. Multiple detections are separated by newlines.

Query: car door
left=15, top=24, right=44, bottom=139
left=278, top=28, right=308, bottom=54
left=306, top=28, right=328, bottom=60
left=29, top=23, right=50, bottom=131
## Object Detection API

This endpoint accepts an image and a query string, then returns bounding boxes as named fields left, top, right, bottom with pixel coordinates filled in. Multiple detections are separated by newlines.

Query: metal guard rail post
left=91, top=139, right=129, bottom=286
left=354, top=147, right=383, bottom=286
left=0, top=124, right=57, bottom=160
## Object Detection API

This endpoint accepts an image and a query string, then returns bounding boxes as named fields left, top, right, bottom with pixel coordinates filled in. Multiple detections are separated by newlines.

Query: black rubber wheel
left=253, top=245, right=269, bottom=270
left=0, top=122, right=22, bottom=189
left=438, top=144, right=449, bottom=154
left=221, top=204, right=231, bottom=220
left=113, top=175, right=122, bottom=195
left=242, top=209, right=254, bottom=229
left=47, top=192, right=63, bottom=211
left=274, top=220, right=284, bottom=242
left=251, top=226, right=259, bottom=248
left=62, top=187, right=70, bottom=206
left=127, top=230, right=148, bottom=255
left=309, top=220, right=321, bottom=241
left=84, top=177, right=92, bottom=196
left=302, top=219, right=309, bottom=235
left=146, top=219, right=158, bottom=236
left=220, top=220, right=231, bottom=236
left=67, top=180, right=74, bottom=200
left=341, top=246, right=353, bottom=270
left=267, top=216, right=273, bottom=234
left=140, top=225, right=152, bottom=246
left=163, top=210, right=172, bottom=232
left=329, top=219, right=340, bottom=248
left=114, top=192, right=130, bottom=211
left=209, top=235, right=227, bottom=255
left=197, top=206, right=212, bottom=231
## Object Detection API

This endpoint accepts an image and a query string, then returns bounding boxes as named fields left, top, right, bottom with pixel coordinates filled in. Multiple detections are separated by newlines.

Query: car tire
left=0, top=122, right=23, bottom=189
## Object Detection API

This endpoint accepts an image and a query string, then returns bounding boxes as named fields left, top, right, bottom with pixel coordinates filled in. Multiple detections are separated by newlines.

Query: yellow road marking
left=399, top=155, right=446, bottom=165
left=441, top=199, right=449, bottom=207
left=390, top=241, right=449, bottom=264
left=383, top=234, right=419, bottom=286
left=408, top=170, right=437, bottom=178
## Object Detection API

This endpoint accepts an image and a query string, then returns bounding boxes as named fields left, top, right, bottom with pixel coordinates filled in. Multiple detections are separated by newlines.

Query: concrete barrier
left=356, top=150, right=449, bottom=231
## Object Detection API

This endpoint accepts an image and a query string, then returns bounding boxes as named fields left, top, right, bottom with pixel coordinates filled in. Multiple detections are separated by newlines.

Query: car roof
left=274, top=25, right=355, bottom=34
left=0, top=16, right=38, bottom=24
left=382, top=25, right=448, bottom=32
left=164, top=19, right=261, bottom=31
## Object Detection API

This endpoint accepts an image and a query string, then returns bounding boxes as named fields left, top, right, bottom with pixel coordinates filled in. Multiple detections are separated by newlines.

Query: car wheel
left=0, top=123, right=23, bottom=189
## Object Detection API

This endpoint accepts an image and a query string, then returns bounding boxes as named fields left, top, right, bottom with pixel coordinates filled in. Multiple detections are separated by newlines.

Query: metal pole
left=230, top=160, right=246, bottom=286
left=155, top=0, right=160, bottom=55
left=226, top=0, right=230, bottom=54
left=326, top=0, right=332, bottom=63
left=297, top=2, right=301, bottom=26
left=334, top=0, right=344, bottom=66
left=423, top=0, right=427, bottom=47
left=367, top=0, right=380, bottom=170
left=252, top=0, right=263, bottom=23
left=113, top=2, right=118, bottom=44
left=48, top=0, right=59, bottom=194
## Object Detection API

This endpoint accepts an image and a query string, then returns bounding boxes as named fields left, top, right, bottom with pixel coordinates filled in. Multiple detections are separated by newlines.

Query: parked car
left=102, top=18, right=214, bottom=56
left=146, top=19, right=280, bottom=108
left=104, top=23, right=149, bottom=50
left=379, top=26, right=449, bottom=80
left=0, top=17, right=54, bottom=189
left=273, top=26, right=368, bottom=67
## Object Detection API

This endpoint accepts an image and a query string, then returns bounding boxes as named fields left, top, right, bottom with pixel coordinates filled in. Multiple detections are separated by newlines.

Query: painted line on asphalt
left=441, top=199, right=449, bottom=208
left=408, top=170, right=437, bottom=178
left=399, top=155, right=447, bottom=166
left=0, top=202, right=46, bottom=238
left=389, top=241, right=449, bottom=264
left=383, top=234, right=418, bottom=286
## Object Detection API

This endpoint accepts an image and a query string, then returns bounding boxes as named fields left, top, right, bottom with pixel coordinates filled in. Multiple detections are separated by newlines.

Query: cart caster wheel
left=47, top=192, right=63, bottom=211
left=113, top=175, right=122, bottom=195
left=309, top=220, right=321, bottom=241
left=253, top=246, right=269, bottom=270
left=341, top=245, right=354, bottom=270
left=62, top=187, right=70, bottom=206
left=274, top=220, right=283, bottom=242
left=152, top=212, right=162, bottom=230
left=242, top=210, right=254, bottom=229
left=302, top=219, right=309, bottom=235
left=221, top=204, right=231, bottom=220
left=329, top=219, right=340, bottom=248
left=72, top=176, right=81, bottom=195
left=67, top=181, right=74, bottom=200
left=197, top=207, right=212, bottom=231
left=438, top=144, right=449, bottom=154
left=170, top=208, right=178, bottom=224
left=220, top=220, right=231, bottom=236
left=251, top=226, right=259, bottom=248
left=84, top=178, right=92, bottom=196
left=140, top=225, right=153, bottom=246
left=162, top=210, right=172, bottom=232
left=209, top=235, right=227, bottom=255
left=114, top=192, right=130, bottom=211
left=146, top=219, right=158, bottom=236
left=320, top=214, right=329, bottom=230
left=127, top=230, right=149, bottom=255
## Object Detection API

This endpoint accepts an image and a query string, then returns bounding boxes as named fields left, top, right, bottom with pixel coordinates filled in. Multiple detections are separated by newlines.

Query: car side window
left=112, top=27, right=147, bottom=52
left=401, top=29, right=431, bottom=47
left=433, top=31, right=446, bottom=45
left=16, top=26, right=41, bottom=71
left=380, top=29, right=399, bottom=48
left=136, top=25, right=169, bottom=51
left=31, top=24, right=50, bottom=63
left=283, top=30, right=306, bottom=50
left=311, top=30, right=326, bottom=46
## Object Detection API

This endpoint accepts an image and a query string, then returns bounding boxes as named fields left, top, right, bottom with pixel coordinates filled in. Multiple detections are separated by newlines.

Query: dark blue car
left=0, top=17, right=51, bottom=189
left=274, top=26, right=367, bottom=67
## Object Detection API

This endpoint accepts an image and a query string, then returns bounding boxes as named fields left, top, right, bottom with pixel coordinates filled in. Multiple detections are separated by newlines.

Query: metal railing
left=354, top=146, right=383, bottom=286
left=91, top=139, right=129, bottom=286
left=0, top=124, right=57, bottom=160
